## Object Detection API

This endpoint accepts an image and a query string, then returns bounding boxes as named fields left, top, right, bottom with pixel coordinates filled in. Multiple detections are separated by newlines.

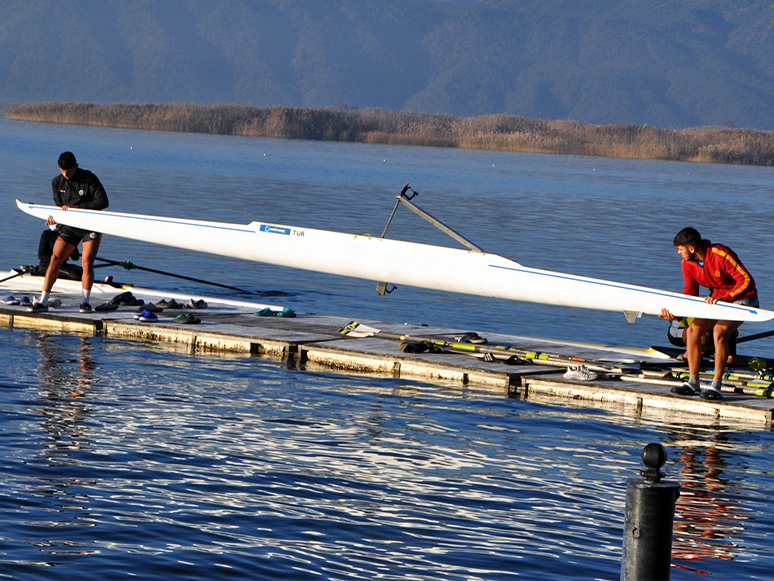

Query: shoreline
left=7, top=102, right=774, bottom=167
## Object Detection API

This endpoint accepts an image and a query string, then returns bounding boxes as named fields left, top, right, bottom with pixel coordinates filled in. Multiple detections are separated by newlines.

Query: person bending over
left=660, top=227, right=758, bottom=400
left=29, top=151, right=109, bottom=313
left=35, top=227, right=82, bottom=280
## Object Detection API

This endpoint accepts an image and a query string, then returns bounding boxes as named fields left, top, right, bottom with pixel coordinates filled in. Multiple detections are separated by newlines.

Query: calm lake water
left=1, top=118, right=773, bottom=580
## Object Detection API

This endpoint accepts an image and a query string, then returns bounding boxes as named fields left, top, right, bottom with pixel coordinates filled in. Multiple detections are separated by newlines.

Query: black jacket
left=51, top=168, right=109, bottom=210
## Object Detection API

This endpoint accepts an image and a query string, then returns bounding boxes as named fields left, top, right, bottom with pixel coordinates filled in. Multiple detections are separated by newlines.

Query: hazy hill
left=2, top=0, right=774, bottom=129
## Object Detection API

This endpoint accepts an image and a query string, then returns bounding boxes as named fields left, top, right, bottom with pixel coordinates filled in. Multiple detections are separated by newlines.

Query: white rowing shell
left=16, top=200, right=774, bottom=323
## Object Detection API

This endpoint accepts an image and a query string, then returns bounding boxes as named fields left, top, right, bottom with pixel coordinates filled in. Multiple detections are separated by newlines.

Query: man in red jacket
left=661, top=227, right=759, bottom=401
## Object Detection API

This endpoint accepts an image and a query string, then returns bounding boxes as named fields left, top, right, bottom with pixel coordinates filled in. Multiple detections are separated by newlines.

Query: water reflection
left=1, top=328, right=773, bottom=579
left=26, top=334, right=100, bottom=561
left=668, top=430, right=750, bottom=566
left=34, top=334, right=96, bottom=459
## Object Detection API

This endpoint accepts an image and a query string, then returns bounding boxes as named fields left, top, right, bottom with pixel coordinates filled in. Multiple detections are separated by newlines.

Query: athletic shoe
left=137, top=302, right=162, bottom=313
left=1, top=295, right=20, bottom=305
left=563, top=365, right=598, bottom=381
left=399, top=340, right=435, bottom=353
left=157, top=299, right=184, bottom=309
left=79, top=303, right=92, bottom=313
left=187, top=299, right=207, bottom=309
left=670, top=382, right=699, bottom=396
left=19, top=296, right=32, bottom=307
left=27, top=302, right=48, bottom=313
left=138, top=310, right=158, bottom=322
left=113, top=292, right=144, bottom=306
left=174, top=313, right=200, bottom=324
left=110, top=291, right=134, bottom=304
left=48, top=298, right=62, bottom=308
left=700, top=388, right=723, bottom=400
left=95, top=302, right=119, bottom=312
left=455, top=332, right=488, bottom=344
left=255, top=307, right=296, bottom=318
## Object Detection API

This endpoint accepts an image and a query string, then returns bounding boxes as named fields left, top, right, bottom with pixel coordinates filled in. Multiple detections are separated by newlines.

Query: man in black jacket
left=30, top=152, right=109, bottom=313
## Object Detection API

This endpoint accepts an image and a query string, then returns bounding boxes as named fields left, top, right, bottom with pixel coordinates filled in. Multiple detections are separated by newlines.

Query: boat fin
left=623, top=310, right=642, bottom=324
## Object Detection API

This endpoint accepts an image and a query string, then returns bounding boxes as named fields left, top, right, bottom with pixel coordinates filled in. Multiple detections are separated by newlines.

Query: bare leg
left=685, top=318, right=716, bottom=377
left=712, top=320, right=743, bottom=380
left=43, top=237, right=78, bottom=293
left=80, top=234, right=102, bottom=291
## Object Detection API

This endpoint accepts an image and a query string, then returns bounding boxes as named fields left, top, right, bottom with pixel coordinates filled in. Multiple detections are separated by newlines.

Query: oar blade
left=338, top=321, right=381, bottom=337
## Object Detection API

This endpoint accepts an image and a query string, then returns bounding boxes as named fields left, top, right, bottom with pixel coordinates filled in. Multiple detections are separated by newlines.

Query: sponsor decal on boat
left=259, top=224, right=291, bottom=235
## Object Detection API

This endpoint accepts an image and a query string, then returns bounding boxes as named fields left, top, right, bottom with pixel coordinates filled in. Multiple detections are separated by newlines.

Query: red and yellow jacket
left=682, top=239, right=757, bottom=302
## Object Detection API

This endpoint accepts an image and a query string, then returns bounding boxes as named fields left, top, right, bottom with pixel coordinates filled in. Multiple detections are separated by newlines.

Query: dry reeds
left=8, top=102, right=774, bottom=166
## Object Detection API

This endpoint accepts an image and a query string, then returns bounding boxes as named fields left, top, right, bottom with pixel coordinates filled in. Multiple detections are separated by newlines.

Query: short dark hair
left=673, top=227, right=702, bottom=247
left=57, top=151, right=77, bottom=170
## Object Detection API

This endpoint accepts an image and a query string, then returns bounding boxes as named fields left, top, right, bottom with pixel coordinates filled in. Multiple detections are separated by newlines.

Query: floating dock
left=2, top=273, right=773, bottom=428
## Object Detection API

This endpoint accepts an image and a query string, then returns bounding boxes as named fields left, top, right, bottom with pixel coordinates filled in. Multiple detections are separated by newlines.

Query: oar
left=621, top=372, right=772, bottom=397
left=0, top=267, right=32, bottom=284
left=695, top=365, right=774, bottom=382
left=338, top=321, right=641, bottom=374
left=737, top=329, right=774, bottom=344
left=1, top=265, right=111, bottom=285
left=95, top=257, right=251, bottom=294
left=670, top=370, right=773, bottom=391
left=650, top=343, right=771, bottom=372
left=437, top=344, right=636, bottom=374
left=0, top=271, right=25, bottom=284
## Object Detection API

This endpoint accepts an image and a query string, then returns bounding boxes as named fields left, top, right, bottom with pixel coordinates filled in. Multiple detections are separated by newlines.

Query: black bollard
left=620, top=443, right=681, bottom=581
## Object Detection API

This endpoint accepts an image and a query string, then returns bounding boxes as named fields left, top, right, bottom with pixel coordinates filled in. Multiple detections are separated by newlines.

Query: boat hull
left=16, top=200, right=774, bottom=323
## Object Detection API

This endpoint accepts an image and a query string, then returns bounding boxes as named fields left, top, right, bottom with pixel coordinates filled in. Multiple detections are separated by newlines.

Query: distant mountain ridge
left=2, top=0, right=773, bottom=129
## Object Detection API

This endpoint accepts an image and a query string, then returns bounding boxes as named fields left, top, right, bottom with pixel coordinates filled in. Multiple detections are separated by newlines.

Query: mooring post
left=620, top=443, right=680, bottom=581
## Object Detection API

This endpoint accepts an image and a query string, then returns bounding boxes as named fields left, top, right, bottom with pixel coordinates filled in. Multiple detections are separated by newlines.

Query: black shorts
left=59, top=226, right=101, bottom=247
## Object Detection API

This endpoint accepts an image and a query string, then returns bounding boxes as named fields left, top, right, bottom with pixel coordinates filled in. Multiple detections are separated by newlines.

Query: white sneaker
left=563, top=365, right=599, bottom=381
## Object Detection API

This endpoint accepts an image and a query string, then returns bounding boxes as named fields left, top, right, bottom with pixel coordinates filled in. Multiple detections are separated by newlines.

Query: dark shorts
left=58, top=226, right=101, bottom=247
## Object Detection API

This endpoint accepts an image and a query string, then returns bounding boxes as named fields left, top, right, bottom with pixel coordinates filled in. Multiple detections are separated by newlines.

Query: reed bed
left=9, top=102, right=774, bottom=166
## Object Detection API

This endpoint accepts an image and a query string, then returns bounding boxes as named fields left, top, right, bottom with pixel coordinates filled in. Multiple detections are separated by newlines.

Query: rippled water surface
left=2, top=329, right=773, bottom=580
left=2, top=119, right=774, bottom=580
left=4, top=118, right=774, bottom=351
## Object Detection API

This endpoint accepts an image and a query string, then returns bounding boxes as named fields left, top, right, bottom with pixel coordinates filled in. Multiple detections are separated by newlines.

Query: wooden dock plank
left=2, top=287, right=773, bottom=427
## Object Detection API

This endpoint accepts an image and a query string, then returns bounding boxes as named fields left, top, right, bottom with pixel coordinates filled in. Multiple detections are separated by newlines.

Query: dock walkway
left=2, top=280, right=772, bottom=428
